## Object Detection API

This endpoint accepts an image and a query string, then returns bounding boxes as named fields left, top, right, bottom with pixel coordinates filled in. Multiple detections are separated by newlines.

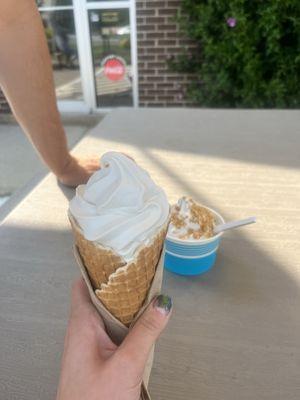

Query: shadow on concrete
left=57, top=179, right=75, bottom=202
left=0, top=223, right=77, bottom=400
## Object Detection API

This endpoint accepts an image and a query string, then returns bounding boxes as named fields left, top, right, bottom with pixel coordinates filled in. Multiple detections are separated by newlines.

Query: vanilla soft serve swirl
left=69, top=152, right=169, bottom=261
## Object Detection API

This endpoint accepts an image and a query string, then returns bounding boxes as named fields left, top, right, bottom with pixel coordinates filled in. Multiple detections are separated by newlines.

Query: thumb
left=117, top=295, right=172, bottom=372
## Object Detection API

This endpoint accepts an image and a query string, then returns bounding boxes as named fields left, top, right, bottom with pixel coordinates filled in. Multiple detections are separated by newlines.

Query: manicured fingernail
left=154, top=294, right=172, bottom=315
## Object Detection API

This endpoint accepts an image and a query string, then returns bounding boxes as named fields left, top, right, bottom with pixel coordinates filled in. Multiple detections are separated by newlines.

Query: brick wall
left=136, top=0, right=195, bottom=107
left=0, top=88, right=11, bottom=114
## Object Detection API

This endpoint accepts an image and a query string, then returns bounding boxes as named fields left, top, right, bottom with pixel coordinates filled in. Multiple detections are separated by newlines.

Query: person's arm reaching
left=0, top=0, right=99, bottom=187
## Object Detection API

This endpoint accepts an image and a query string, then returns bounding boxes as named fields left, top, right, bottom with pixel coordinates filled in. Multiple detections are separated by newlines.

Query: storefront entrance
left=38, top=0, right=138, bottom=112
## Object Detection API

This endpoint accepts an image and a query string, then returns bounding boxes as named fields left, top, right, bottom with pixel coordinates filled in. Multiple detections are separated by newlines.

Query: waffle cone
left=69, top=213, right=168, bottom=325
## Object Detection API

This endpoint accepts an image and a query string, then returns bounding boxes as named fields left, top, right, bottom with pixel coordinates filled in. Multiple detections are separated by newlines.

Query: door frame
left=38, top=3, right=89, bottom=113
left=39, top=1, right=138, bottom=113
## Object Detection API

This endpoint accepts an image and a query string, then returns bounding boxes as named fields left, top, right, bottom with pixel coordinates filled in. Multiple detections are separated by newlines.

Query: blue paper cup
left=164, top=207, right=225, bottom=276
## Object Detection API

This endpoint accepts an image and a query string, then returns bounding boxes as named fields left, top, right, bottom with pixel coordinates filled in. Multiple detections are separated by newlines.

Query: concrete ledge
left=0, top=171, right=46, bottom=224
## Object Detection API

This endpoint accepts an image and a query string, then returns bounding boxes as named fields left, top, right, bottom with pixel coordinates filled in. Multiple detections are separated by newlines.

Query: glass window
left=89, top=9, right=133, bottom=107
left=40, top=10, right=83, bottom=101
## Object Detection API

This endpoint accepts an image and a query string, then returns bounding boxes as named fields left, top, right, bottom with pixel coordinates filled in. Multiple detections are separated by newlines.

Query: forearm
left=0, top=0, right=70, bottom=176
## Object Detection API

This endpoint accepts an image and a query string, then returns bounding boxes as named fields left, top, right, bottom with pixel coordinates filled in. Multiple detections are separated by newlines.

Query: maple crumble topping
left=170, top=197, right=215, bottom=240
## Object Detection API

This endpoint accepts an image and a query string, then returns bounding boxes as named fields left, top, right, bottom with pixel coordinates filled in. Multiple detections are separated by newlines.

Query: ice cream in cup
left=165, top=197, right=225, bottom=276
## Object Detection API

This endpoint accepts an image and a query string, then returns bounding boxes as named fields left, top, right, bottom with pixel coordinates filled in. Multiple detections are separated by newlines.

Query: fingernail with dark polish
left=154, top=294, right=172, bottom=315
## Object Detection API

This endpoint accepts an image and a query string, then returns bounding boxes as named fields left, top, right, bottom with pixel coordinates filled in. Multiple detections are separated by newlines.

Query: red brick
left=136, top=9, right=155, bottom=16
left=156, top=83, right=174, bottom=88
left=147, top=90, right=161, bottom=96
left=138, top=54, right=155, bottom=61
left=157, top=69, right=171, bottom=75
left=166, top=46, right=183, bottom=54
left=146, top=76, right=165, bottom=82
left=139, top=95, right=157, bottom=101
left=146, top=47, right=165, bottom=54
left=167, top=1, right=181, bottom=6
left=148, top=62, right=166, bottom=68
left=138, top=40, right=155, bottom=47
left=145, top=16, right=166, bottom=24
left=136, top=0, right=196, bottom=107
left=145, top=1, right=166, bottom=8
left=166, top=31, right=179, bottom=38
left=147, top=32, right=165, bottom=39
left=139, top=83, right=154, bottom=89
left=157, top=95, right=175, bottom=101
left=136, top=1, right=145, bottom=9
left=157, top=24, right=177, bottom=31
left=165, top=89, right=182, bottom=94
left=138, top=69, right=156, bottom=74
left=140, top=25, right=156, bottom=31
left=166, top=75, right=186, bottom=81
left=178, top=38, right=196, bottom=46
left=0, top=90, right=10, bottom=114
left=159, top=8, right=178, bottom=16
left=158, top=39, right=177, bottom=46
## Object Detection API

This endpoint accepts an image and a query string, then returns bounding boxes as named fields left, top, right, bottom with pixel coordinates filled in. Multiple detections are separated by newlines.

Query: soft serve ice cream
left=168, top=197, right=215, bottom=240
left=69, top=152, right=169, bottom=261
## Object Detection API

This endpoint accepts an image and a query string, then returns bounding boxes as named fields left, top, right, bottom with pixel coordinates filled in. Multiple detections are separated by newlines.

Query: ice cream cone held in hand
left=69, top=152, right=170, bottom=326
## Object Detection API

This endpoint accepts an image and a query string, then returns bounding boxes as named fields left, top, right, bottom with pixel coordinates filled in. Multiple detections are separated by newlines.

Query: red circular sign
left=104, top=57, right=126, bottom=81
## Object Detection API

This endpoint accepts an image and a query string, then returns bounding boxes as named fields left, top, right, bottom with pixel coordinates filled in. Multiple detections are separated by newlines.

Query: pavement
left=0, top=113, right=102, bottom=198
left=0, top=196, right=9, bottom=207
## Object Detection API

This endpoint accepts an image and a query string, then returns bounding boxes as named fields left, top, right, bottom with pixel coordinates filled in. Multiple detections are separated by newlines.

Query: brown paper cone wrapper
left=72, top=234, right=166, bottom=400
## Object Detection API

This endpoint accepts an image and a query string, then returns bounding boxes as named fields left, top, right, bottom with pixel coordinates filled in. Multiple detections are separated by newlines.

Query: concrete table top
left=0, top=109, right=299, bottom=400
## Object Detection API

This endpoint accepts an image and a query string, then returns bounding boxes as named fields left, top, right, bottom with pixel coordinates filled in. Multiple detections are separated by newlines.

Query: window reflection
left=40, top=10, right=83, bottom=100
left=89, top=9, right=133, bottom=107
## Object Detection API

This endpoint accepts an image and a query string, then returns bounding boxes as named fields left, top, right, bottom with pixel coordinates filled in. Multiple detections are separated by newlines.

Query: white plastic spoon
left=214, top=216, right=256, bottom=235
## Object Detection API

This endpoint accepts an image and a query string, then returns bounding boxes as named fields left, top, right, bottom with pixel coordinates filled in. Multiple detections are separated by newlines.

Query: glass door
left=38, top=0, right=138, bottom=111
left=85, top=0, right=138, bottom=110
left=89, top=8, right=133, bottom=107
left=38, top=0, right=89, bottom=112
